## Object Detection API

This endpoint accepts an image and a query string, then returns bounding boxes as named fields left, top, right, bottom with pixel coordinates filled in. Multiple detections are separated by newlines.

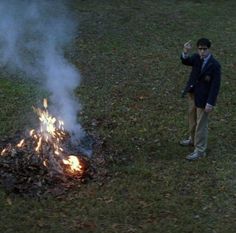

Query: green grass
left=1, top=0, right=236, bottom=232
left=0, top=71, right=45, bottom=140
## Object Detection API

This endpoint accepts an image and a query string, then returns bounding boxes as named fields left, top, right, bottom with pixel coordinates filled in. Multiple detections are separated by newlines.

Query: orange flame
left=63, top=155, right=82, bottom=173
left=0, top=99, right=84, bottom=176
left=16, top=139, right=25, bottom=148
left=1, top=148, right=7, bottom=156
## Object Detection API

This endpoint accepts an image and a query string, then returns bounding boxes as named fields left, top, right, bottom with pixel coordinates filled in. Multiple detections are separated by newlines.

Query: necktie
left=199, top=59, right=204, bottom=73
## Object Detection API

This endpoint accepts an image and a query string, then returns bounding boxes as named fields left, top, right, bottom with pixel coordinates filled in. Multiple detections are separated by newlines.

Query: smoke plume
left=0, top=0, right=84, bottom=138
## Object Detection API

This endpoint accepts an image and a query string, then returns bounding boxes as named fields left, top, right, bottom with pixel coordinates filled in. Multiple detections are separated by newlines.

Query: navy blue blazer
left=181, top=53, right=221, bottom=108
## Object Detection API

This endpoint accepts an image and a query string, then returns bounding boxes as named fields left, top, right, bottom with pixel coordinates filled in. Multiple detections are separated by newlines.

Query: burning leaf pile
left=0, top=99, right=93, bottom=197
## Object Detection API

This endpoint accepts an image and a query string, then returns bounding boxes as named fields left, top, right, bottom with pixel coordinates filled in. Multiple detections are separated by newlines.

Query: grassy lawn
left=0, top=0, right=236, bottom=232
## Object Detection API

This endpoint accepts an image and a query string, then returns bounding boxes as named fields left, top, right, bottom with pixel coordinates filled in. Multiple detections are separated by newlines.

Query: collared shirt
left=201, top=53, right=211, bottom=70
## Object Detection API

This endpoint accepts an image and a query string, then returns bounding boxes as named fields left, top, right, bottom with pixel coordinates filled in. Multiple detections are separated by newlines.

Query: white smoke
left=0, top=0, right=84, bottom=138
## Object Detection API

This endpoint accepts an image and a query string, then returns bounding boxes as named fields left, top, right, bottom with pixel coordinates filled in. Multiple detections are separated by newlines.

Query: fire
left=63, top=155, right=83, bottom=173
left=0, top=98, right=84, bottom=176
left=34, top=98, right=64, bottom=139
left=1, top=148, right=7, bottom=156
left=16, top=139, right=25, bottom=148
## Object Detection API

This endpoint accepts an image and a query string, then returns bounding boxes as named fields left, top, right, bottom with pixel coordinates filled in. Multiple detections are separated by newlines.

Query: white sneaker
left=186, top=151, right=206, bottom=161
left=179, top=139, right=194, bottom=146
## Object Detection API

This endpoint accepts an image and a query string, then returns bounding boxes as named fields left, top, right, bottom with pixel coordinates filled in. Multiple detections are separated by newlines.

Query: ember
left=63, top=155, right=83, bottom=173
left=0, top=99, right=91, bottom=196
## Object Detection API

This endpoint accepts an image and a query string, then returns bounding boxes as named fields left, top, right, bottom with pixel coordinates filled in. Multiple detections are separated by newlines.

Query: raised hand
left=183, top=40, right=192, bottom=54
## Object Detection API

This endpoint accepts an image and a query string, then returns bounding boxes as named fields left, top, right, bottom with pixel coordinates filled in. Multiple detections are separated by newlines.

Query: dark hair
left=197, top=38, right=211, bottom=48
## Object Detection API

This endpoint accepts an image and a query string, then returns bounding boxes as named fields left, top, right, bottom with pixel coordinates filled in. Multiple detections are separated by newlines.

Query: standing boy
left=180, top=38, right=221, bottom=160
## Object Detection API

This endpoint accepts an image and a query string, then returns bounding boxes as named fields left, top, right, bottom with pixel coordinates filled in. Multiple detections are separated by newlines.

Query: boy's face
left=198, top=45, right=210, bottom=59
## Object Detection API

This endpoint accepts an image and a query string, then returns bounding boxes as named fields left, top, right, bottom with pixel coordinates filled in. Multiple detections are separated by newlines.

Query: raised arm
left=180, top=40, right=194, bottom=66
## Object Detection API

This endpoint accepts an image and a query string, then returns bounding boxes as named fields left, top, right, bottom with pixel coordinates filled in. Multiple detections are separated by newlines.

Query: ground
left=0, top=0, right=236, bottom=232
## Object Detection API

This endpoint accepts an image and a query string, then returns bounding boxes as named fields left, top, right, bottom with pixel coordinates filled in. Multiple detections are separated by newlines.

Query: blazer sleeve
left=180, top=53, right=197, bottom=66
left=207, top=62, right=221, bottom=106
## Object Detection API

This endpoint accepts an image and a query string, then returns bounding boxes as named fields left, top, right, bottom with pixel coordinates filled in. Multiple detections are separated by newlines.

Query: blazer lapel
left=201, top=55, right=214, bottom=74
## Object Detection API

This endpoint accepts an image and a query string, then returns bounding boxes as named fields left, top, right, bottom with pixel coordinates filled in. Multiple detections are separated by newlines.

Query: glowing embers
left=63, top=155, right=83, bottom=174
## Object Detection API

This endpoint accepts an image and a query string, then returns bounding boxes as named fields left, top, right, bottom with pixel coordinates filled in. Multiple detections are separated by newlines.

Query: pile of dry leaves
left=0, top=134, right=107, bottom=197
